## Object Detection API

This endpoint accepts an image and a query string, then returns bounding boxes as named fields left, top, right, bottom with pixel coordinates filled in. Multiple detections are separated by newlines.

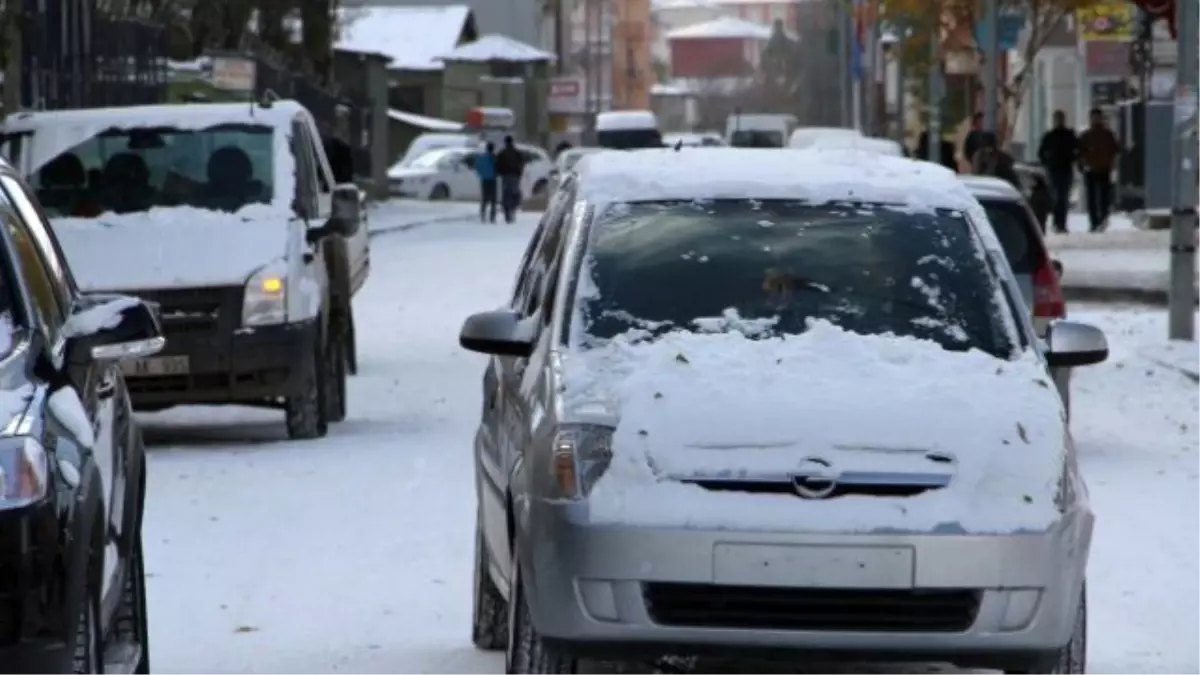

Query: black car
left=0, top=157, right=161, bottom=673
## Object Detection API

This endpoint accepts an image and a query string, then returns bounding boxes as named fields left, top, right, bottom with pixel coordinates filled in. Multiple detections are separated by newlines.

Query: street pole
left=838, top=0, right=852, bottom=127
left=927, top=20, right=941, bottom=160
left=1168, top=0, right=1198, bottom=341
left=896, top=40, right=907, bottom=144
left=981, top=0, right=998, bottom=132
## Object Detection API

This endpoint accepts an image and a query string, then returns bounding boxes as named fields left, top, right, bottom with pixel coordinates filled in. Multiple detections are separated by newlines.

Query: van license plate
left=121, top=356, right=189, bottom=377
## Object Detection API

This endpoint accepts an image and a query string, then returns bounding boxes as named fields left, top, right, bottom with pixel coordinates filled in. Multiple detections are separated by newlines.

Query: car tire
left=113, top=530, right=151, bottom=674
left=1007, top=586, right=1087, bottom=674
left=506, top=552, right=576, bottom=674
left=72, top=545, right=102, bottom=674
left=324, top=325, right=348, bottom=423
left=430, top=184, right=450, bottom=200
left=285, top=341, right=328, bottom=440
left=472, top=523, right=508, bottom=651
left=345, top=310, right=358, bottom=376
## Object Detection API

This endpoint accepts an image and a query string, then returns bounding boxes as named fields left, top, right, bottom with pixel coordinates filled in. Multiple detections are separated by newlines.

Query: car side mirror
left=322, top=183, right=362, bottom=239
left=1045, top=320, right=1108, bottom=368
left=64, top=294, right=165, bottom=364
left=459, top=309, right=535, bottom=357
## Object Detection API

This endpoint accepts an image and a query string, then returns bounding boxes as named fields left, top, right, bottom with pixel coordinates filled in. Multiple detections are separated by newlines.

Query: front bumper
left=115, top=285, right=320, bottom=409
left=522, top=503, right=1093, bottom=669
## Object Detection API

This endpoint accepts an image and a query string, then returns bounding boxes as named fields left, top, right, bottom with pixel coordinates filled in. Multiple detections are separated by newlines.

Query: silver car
left=461, top=149, right=1108, bottom=674
left=961, top=175, right=1073, bottom=413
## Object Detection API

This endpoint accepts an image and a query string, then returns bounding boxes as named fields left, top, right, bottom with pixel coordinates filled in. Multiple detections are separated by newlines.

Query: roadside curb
left=367, top=213, right=474, bottom=239
left=1063, top=284, right=1199, bottom=308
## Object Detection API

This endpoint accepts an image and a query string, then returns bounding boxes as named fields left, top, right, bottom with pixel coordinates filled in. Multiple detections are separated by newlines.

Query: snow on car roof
left=595, top=110, right=659, bottom=131
left=960, top=174, right=1024, bottom=200
left=576, top=147, right=976, bottom=212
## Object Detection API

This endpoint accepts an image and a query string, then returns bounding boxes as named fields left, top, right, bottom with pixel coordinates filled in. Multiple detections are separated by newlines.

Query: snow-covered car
left=549, top=147, right=602, bottom=189
left=459, top=147, right=1108, bottom=674
left=806, top=134, right=906, bottom=156
left=0, top=155, right=160, bottom=673
left=395, top=131, right=473, bottom=168
left=788, top=125, right=863, bottom=149
left=0, top=100, right=365, bottom=440
left=663, top=132, right=726, bottom=148
left=389, top=144, right=553, bottom=201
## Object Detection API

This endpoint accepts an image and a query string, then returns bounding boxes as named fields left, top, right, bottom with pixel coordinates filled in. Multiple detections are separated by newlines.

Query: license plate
left=713, top=544, right=915, bottom=588
left=120, top=356, right=190, bottom=377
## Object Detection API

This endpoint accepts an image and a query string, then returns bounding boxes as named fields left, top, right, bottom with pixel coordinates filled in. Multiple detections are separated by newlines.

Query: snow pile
left=48, top=386, right=95, bottom=449
left=336, top=5, right=472, bottom=70
left=62, top=296, right=140, bottom=338
left=561, top=320, right=1069, bottom=533
left=665, top=16, right=774, bottom=40
left=51, top=205, right=291, bottom=291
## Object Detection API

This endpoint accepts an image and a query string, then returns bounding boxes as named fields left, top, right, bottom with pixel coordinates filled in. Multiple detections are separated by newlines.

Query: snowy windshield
left=30, top=123, right=274, bottom=217
left=577, top=199, right=1017, bottom=358
left=409, top=148, right=462, bottom=170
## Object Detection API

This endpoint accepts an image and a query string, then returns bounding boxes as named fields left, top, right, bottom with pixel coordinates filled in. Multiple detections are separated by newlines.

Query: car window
left=0, top=174, right=77, bottom=307
left=31, top=122, right=274, bottom=217
left=514, top=180, right=574, bottom=315
left=299, top=120, right=331, bottom=194
left=291, top=119, right=319, bottom=219
left=575, top=199, right=1017, bottom=359
left=729, top=130, right=785, bottom=148
left=977, top=198, right=1045, bottom=274
left=0, top=190, right=65, bottom=341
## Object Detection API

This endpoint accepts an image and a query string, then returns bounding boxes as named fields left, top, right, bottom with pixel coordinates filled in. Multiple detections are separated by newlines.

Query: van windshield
left=30, top=123, right=274, bottom=218
left=730, top=130, right=785, bottom=148
left=596, top=128, right=663, bottom=150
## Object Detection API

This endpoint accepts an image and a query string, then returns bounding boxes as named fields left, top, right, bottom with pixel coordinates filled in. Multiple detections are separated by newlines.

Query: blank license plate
left=120, top=356, right=190, bottom=377
left=713, top=544, right=915, bottom=588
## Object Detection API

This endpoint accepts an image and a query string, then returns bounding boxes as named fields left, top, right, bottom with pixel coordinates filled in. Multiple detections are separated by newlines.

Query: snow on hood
left=51, top=205, right=291, bottom=292
left=387, top=166, right=439, bottom=180
left=560, top=321, right=1068, bottom=534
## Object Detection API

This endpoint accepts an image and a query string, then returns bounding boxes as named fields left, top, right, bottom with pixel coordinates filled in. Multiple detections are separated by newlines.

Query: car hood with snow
left=387, top=166, right=440, bottom=181
left=51, top=205, right=291, bottom=291
left=559, top=322, right=1069, bottom=535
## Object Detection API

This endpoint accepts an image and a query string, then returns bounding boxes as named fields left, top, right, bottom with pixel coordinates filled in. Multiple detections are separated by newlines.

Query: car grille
left=643, top=583, right=980, bottom=633
left=127, top=287, right=234, bottom=337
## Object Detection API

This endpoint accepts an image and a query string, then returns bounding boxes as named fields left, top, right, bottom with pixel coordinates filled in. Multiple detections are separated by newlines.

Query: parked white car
left=788, top=125, right=863, bottom=149
left=389, top=145, right=553, bottom=201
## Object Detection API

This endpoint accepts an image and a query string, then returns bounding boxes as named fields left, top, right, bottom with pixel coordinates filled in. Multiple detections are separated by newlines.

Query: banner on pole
left=973, top=6, right=1026, bottom=52
left=1076, top=0, right=1137, bottom=41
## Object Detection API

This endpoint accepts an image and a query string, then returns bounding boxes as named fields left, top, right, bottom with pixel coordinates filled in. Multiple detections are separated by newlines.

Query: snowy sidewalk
left=1046, top=214, right=1198, bottom=306
left=366, top=199, right=481, bottom=237
left=1138, top=341, right=1200, bottom=383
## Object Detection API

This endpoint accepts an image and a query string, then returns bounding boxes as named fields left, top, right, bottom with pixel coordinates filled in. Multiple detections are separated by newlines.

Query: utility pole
left=1168, top=0, right=1198, bottom=341
left=838, top=0, right=851, bottom=127
left=927, top=18, right=942, bottom=160
left=981, top=0, right=998, bottom=132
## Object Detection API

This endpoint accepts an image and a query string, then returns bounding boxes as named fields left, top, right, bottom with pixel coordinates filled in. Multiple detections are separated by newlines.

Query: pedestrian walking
left=475, top=142, right=498, bottom=223
left=1037, top=110, right=1079, bottom=233
left=495, top=136, right=526, bottom=224
left=972, top=134, right=1022, bottom=190
left=1077, top=108, right=1121, bottom=232
left=962, top=112, right=997, bottom=168
left=915, top=129, right=958, bottom=173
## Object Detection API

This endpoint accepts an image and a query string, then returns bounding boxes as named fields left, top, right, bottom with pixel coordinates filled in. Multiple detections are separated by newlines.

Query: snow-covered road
left=140, top=209, right=1198, bottom=674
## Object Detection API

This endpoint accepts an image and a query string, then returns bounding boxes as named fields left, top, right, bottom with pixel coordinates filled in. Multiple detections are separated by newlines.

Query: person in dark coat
left=1076, top=107, right=1121, bottom=232
left=474, top=142, right=499, bottom=224
left=914, top=130, right=958, bottom=172
left=494, top=136, right=525, bottom=224
left=971, top=133, right=1022, bottom=189
left=1037, top=110, right=1079, bottom=233
left=962, top=112, right=997, bottom=167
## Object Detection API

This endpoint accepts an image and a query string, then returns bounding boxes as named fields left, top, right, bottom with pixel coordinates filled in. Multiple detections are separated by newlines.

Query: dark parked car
left=0, top=156, right=161, bottom=673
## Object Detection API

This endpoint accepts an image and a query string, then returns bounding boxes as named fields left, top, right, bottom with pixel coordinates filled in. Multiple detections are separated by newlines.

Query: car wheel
left=113, top=530, right=151, bottom=674
left=323, top=325, right=348, bottom=423
left=345, top=310, right=358, bottom=376
left=72, top=547, right=102, bottom=674
left=285, top=341, right=328, bottom=440
left=472, top=523, right=508, bottom=651
left=506, top=551, right=576, bottom=674
left=1008, top=586, right=1087, bottom=674
left=430, top=184, right=450, bottom=200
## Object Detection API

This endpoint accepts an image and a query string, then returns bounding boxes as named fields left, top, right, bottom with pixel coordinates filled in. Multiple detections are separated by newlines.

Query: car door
left=0, top=176, right=124, bottom=604
left=289, top=119, right=327, bottom=323
left=450, top=151, right=480, bottom=200
left=304, top=117, right=370, bottom=295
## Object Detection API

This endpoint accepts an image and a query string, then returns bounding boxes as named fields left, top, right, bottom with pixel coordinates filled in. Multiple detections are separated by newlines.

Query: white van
left=596, top=110, right=663, bottom=150
left=788, top=126, right=863, bottom=149
left=725, top=113, right=797, bottom=148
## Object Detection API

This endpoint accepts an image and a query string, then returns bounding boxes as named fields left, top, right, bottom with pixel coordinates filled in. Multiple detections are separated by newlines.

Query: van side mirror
left=1045, top=320, right=1108, bottom=368
left=308, top=184, right=362, bottom=243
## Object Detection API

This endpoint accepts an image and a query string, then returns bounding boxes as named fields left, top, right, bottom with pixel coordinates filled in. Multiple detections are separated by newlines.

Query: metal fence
left=19, top=0, right=169, bottom=110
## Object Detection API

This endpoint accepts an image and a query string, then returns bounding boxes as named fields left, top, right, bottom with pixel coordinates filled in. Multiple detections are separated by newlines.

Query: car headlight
left=547, top=424, right=614, bottom=500
left=0, top=438, right=49, bottom=508
left=242, top=260, right=287, bottom=327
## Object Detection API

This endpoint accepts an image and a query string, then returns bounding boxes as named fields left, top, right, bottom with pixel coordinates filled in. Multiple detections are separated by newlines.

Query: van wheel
left=285, top=341, right=328, bottom=440
left=323, top=328, right=348, bottom=423
left=472, top=522, right=507, bottom=650
left=345, top=311, right=358, bottom=376
left=430, top=184, right=450, bottom=200
left=1007, top=586, right=1086, bottom=674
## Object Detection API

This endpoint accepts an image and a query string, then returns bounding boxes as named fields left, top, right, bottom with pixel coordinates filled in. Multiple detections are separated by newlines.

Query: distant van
left=596, top=110, right=663, bottom=150
left=725, top=113, right=797, bottom=148
left=788, top=126, right=863, bottom=149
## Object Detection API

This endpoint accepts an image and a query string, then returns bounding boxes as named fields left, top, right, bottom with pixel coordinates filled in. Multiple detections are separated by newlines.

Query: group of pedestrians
left=472, top=135, right=526, bottom=224
left=1037, top=107, right=1121, bottom=233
